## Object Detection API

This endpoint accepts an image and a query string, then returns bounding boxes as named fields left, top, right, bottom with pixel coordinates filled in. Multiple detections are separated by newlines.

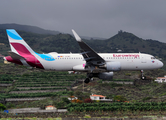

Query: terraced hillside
left=0, top=63, right=86, bottom=105
left=1, top=61, right=166, bottom=109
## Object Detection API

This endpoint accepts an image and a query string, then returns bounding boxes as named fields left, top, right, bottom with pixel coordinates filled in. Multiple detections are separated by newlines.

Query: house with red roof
left=90, top=94, right=106, bottom=100
left=155, top=75, right=166, bottom=83
left=45, top=105, right=56, bottom=110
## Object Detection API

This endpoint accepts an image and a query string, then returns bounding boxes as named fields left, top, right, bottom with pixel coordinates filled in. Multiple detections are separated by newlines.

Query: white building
left=68, top=96, right=78, bottom=100
left=90, top=94, right=106, bottom=100
left=45, top=105, right=56, bottom=110
left=155, top=75, right=166, bottom=83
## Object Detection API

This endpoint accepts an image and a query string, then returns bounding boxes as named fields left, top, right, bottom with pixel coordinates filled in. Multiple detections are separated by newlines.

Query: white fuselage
left=36, top=52, right=163, bottom=71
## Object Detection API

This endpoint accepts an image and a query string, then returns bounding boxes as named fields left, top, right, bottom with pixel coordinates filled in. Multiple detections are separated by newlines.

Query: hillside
left=1, top=28, right=166, bottom=55
left=1, top=63, right=166, bottom=118
left=0, top=62, right=166, bottom=102
left=1, top=25, right=166, bottom=118
left=0, top=23, right=60, bottom=35
left=105, top=30, right=166, bottom=57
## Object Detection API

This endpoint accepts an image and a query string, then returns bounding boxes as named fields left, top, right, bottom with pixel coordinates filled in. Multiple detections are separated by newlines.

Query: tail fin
left=6, top=29, right=35, bottom=57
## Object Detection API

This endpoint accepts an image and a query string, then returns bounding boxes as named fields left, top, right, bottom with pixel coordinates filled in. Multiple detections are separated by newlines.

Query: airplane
left=4, top=29, right=163, bottom=83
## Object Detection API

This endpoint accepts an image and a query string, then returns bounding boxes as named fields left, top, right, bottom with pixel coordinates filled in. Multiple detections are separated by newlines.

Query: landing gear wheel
left=141, top=76, right=146, bottom=80
left=140, top=70, right=146, bottom=80
left=84, top=78, right=90, bottom=84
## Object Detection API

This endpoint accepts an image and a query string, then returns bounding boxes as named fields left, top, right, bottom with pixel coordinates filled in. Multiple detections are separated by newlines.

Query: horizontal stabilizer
left=8, top=51, right=25, bottom=60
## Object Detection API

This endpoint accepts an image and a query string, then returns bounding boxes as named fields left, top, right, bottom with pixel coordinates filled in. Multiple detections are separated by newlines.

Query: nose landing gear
left=141, top=70, right=146, bottom=80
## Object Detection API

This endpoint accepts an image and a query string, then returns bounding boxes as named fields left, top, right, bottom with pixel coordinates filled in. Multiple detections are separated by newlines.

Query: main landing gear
left=140, top=70, right=146, bottom=80
left=84, top=78, right=90, bottom=84
left=84, top=73, right=93, bottom=84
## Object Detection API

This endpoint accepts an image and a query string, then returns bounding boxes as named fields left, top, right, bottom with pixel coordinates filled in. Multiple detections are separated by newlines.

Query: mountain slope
left=0, top=23, right=60, bottom=35
left=84, top=31, right=166, bottom=59
left=0, top=27, right=166, bottom=62
left=1, top=28, right=166, bottom=56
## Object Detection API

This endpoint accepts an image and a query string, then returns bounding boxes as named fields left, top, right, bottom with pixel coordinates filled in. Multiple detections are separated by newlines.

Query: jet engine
left=92, top=72, right=114, bottom=80
left=98, top=72, right=114, bottom=80
left=106, top=62, right=121, bottom=71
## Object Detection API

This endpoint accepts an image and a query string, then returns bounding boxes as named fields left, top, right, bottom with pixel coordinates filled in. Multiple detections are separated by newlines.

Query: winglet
left=72, top=29, right=81, bottom=42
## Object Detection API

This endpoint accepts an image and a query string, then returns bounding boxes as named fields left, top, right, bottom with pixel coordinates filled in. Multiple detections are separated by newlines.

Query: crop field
left=67, top=102, right=166, bottom=112
left=0, top=63, right=136, bottom=100
left=2, top=63, right=166, bottom=119
left=0, top=64, right=86, bottom=100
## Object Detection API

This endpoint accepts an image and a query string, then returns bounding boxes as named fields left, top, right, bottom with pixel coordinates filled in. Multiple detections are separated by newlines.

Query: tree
left=62, top=97, right=70, bottom=104
left=74, top=91, right=84, bottom=100
left=54, top=101, right=65, bottom=109
left=68, top=91, right=74, bottom=100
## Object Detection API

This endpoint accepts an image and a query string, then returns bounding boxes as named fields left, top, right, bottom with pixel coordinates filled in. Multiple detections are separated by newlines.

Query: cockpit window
left=151, top=57, right=156, bottom=59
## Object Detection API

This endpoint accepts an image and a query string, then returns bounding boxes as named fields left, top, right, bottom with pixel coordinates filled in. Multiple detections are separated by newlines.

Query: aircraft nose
left=159, top=61, right=164, bottom=68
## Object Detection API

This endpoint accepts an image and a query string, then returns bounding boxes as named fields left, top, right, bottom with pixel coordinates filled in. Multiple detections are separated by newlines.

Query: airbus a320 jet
left=4, top=29, right=163, bottom=83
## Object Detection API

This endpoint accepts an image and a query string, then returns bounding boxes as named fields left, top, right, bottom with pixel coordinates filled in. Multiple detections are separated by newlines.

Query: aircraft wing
left=72, top=30, right=105, bottom=66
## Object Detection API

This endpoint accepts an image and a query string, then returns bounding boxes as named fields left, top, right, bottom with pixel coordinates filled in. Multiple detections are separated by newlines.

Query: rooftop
left=90, top=94, right=106, bottom=98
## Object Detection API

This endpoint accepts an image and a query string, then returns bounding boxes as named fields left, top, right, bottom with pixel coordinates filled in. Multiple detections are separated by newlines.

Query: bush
left=125, top=73, right=131, bottom=76
left=94, top=100, right=100, bottom=103
left=74, top=91, right=83, bottom=100
left=55, top=101, right=65, bottom=109
left=113, top=95, right=127, bottom=102
left=71, top=99, right=82, bottom=103
left=84, top=98, right=93, bottom=103
left=97, top=80, right=103, bottom=84
left=142, top=96, right=152, bottom=102
left=0, top=103, right=6, bottom=111
left=5, top=102, right=15, bottom=109
left=62, top=97, right=70, bottom=104
left=105, top=96, right=109, bottom=99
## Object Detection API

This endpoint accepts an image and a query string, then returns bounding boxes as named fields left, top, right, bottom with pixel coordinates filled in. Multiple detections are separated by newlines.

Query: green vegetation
left=0, top=64, right=166, bottom=118
left=113, top=95, right=127, bottom=102
left=0, top=91, right=68, bottom=99
left=0, top=103, right=6, bottom=111
left=0, top=63, right=86, bottom=100
left=67, top=102, right=166, bottom=112
left=53, top=97, right=71, bottom=109
left=1, top=26, right=166, bottom=118
left=142, top=97, right=152, bottom=102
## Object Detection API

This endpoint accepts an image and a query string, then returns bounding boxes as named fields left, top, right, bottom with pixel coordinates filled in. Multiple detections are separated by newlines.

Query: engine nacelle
left=106, top=62, right=121, bottom=71
left=93, top=72, right=114, bottom=80
left=98, top=72, right=114, bottom=80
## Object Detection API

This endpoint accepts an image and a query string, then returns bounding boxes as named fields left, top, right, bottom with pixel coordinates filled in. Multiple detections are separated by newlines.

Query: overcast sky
left=0, top=0, right=166, bottom=42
